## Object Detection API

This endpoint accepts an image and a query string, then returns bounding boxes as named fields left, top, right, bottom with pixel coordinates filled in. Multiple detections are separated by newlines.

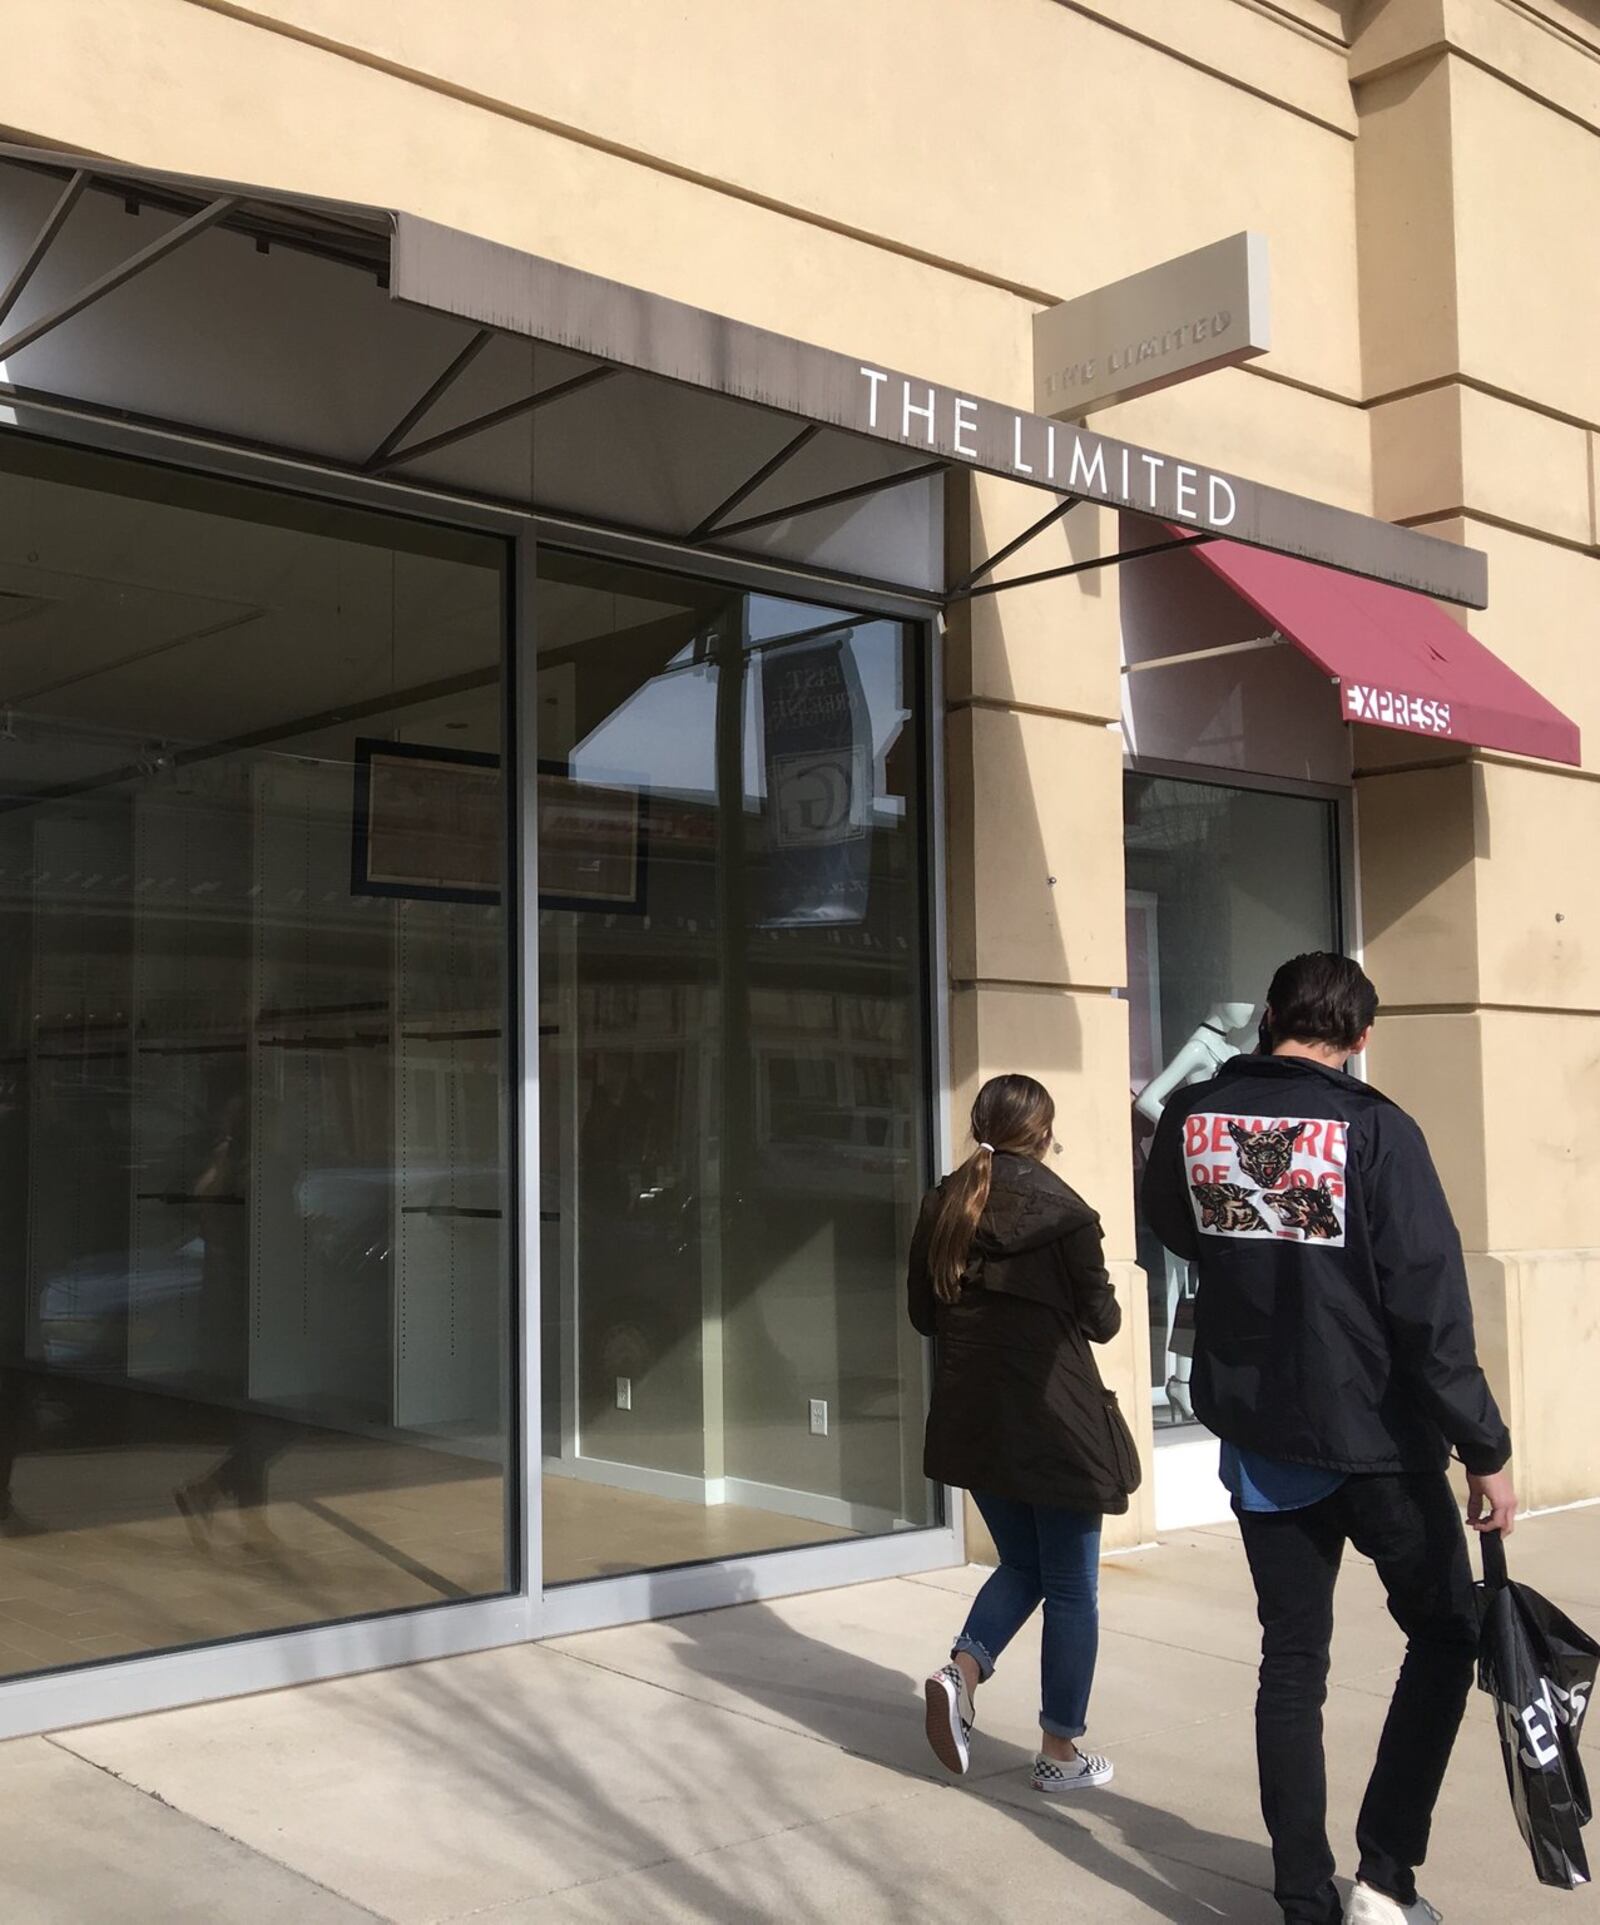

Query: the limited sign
left=1034, top=232, right=1271, bottom=417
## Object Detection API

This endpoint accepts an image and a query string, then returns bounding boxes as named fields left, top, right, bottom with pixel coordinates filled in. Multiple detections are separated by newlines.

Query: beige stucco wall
left=1350, top=2, right=1600, bottom=1511
left=1, top=0, right=1595, bottom=1545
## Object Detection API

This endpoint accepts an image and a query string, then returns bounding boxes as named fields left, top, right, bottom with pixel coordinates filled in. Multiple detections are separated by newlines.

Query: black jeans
left=1238, top=1471, right=1479, bottom=1925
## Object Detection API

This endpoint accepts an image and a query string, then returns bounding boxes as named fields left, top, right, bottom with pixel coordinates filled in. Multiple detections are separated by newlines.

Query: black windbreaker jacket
left=1141, top=1054, right=1510, bottom=1477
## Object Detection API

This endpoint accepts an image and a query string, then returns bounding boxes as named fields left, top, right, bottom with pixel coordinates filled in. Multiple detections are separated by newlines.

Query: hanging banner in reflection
left=760, top=633, right=871, bottom=927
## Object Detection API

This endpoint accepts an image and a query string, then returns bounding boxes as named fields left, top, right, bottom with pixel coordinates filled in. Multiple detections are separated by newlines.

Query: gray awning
left=0, top=144, right=1486, bottom=608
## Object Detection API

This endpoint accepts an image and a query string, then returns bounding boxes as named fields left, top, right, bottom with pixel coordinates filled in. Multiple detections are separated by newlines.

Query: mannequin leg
left=1164, top=1252, right=1194, bottom=1423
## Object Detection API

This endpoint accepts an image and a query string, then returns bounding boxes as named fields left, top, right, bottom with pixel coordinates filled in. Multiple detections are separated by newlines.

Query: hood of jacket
left=961, top=1153, right=1098, bottom=1259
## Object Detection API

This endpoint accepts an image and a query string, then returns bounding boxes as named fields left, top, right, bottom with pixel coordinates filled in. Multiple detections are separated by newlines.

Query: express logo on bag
left=1515, top=1674, right=1591, bottom=1772
left=1183, top=1112, right=1348, bottom=1247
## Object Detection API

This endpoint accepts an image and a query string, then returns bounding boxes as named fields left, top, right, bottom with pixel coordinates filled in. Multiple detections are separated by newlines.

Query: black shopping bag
left=1475, top=1528, right=1600, bottom=1889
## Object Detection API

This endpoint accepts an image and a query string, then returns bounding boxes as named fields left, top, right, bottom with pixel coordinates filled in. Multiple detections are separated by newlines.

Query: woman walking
left=908, top=1073, right=1139, bottom=1792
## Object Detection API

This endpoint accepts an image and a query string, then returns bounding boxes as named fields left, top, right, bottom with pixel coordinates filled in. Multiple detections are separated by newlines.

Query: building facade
left=0, top=0, right=1592, bottom=1733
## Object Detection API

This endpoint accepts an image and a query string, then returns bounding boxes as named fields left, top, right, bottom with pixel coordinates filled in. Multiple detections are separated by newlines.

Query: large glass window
left=0, top=435, right=512, bottom=1677
left=537, top=551, right=935, bottom=1583
left=1124, top=772, right=1341, bottom=1433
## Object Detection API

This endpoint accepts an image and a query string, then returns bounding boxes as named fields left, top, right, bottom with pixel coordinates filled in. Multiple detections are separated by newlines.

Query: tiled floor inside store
left=0, top=1379, right=852, bottom=1679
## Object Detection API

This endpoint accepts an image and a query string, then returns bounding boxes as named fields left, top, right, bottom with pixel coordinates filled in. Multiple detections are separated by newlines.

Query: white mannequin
left=1133, top=1000, right=1257, bottom=1422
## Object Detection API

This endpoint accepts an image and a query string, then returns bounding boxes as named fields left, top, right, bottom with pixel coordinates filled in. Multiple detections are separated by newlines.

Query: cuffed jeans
left=954, top=1490, right=1102, bottom=1740
left=1238, top=1471, right=1479, bottom=1925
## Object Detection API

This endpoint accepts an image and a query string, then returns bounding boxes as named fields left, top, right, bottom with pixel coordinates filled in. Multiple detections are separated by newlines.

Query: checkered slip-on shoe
left=1032, top=1749, right=1113, bottom=1793
left=923, top=1662, right=975, bottom=1775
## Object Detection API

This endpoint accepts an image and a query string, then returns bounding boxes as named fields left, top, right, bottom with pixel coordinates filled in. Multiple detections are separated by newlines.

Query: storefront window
left=537, top=552, right=935, bottom=1582
left=1124, top=771, right=1341, bottom=1431
left=0, top=436, right=512, bottom=1677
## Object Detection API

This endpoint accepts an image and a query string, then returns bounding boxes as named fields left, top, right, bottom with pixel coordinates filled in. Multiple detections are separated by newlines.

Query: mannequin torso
left=1133, top=1001, right=1256, bottom=1421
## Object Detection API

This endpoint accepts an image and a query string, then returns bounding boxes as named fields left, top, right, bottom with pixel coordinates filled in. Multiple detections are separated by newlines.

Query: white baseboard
left=543, top=1453, right=712, bottom=1506
left=720, top=1476, right=902, bottom=1536
left=542, top=1453, right=904, bottom=1535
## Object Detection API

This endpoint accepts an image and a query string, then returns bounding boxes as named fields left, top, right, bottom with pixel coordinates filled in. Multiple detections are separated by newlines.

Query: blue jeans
left=953, top=1490, right=1102, bottom=1739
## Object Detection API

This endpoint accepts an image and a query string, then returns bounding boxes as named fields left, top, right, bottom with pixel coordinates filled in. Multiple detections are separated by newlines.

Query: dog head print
left=1190, top=1182, right=1268, bottom=1235
left=1259, top=1179, right=1342, bottom=1242
left=1227, top=1121, right=1309, bottom=1191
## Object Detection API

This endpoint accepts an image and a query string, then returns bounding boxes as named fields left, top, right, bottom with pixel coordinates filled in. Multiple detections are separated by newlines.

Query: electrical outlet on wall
left=809, top=1399, right=828, bottom=1437
left=616, top=1376, right=632, bottom=1411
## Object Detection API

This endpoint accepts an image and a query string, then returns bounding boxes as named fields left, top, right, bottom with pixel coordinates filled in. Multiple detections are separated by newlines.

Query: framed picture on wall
left=351, top=739, right=502, bottom=905
left=537, top=762, right=646, bottom=913
left=352, top=742, right=646, bottom=911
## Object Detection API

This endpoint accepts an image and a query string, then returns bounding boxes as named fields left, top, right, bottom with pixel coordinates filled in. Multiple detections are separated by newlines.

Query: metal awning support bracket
left=0, top=168, right=91, bottom=334
left=0, top=193, right=243, bottom=362
left=363, top=326, right=495, bottom=470
left=946, top=492, right=1083, bottom=598
left=1122, top=630, right=1286, bottom=675
left=710, top=458, right=949, bottom=542
left=689, top=423, right=820, bottom=542
left=948, top=528, right=1214, bottom=601
left=372, top=362, right=617, bottom=471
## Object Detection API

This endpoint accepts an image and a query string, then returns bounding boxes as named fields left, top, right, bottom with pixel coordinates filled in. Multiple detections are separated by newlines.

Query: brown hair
left=929, top=1073, right=1055, bottom=1302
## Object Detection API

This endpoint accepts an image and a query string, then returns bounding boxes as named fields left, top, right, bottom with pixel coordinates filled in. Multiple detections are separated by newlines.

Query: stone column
left=1354, top=5, right=1600, bottom=1508
left=942, top=473, right=1157, bottom=1554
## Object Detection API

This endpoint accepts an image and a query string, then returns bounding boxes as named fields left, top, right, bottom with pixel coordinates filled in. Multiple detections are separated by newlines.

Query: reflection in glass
left=0, top=436, right=511, bottom=1677
left=1124, top=773, right=1340, bottom=1431
left=537, top=552, right=935, bottom=1582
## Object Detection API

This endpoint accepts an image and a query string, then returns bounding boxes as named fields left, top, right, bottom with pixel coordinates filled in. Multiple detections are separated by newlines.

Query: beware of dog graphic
left=1184, top=1113, right=1348, bottom=1247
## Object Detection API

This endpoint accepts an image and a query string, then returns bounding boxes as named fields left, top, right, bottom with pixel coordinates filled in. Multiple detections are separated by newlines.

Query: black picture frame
left=536, top=758, right=647, bottom=916
left=350, top=740, right=647, bottom=913
left=351, top=738, right=502, bottom=906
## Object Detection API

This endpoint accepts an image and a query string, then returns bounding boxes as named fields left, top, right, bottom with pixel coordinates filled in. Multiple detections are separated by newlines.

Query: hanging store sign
left=1033, top=232, right=1271, bottom=417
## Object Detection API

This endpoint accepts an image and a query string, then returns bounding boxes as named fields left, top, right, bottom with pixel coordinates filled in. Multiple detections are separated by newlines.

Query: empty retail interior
left=0, top=432, right=934, bottom=1678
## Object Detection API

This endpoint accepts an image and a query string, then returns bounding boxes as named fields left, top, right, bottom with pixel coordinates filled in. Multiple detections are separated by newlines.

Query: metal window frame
left=1121, top=752, right=1356, bottom=961
left=0, top=400, right=959, bottom=1739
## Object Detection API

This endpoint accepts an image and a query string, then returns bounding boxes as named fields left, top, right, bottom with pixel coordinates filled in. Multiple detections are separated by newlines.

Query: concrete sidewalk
left=2, top=1508, right=1595, bottom=1923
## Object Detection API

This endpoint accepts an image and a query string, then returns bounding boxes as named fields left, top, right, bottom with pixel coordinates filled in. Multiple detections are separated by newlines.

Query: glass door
left=534, top=549, right=937, bottom=1588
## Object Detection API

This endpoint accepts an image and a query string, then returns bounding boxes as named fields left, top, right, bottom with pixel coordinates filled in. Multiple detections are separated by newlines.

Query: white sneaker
left=1032, top=1748, right=1113, bottom=1792
left=924, top=1663, right=975, bottom=1775
left=1344, top=1883, right=1441, bottom=1925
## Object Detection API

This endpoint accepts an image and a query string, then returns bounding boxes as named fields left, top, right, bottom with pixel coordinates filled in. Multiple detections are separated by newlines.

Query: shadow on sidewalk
left=318, top=1582, right=964, bottom=1920
left=652, top=1567, right=1278, bottom=1923
left=312, top=1563, right=1274, bottom=1919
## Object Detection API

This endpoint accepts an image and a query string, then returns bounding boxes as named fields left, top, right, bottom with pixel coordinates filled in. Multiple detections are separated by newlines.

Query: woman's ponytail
left=928, top=1144, right=994, bottom=1303
left=926, top=1076, right=1053, bottom=1304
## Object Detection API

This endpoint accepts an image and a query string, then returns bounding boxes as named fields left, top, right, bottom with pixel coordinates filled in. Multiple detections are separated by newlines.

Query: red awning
left=1179, top=534, right=1580, bottom=768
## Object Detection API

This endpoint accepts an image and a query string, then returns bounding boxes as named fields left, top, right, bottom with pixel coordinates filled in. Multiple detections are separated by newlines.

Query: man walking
left=1142, top=953, right=1515, bottom=1925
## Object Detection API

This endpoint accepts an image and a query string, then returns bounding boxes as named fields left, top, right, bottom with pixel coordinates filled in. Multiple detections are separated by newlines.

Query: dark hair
left=1264, top=952, right=1378, bottom=1053
left=928, top=1074, right=1054, bottom=1303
